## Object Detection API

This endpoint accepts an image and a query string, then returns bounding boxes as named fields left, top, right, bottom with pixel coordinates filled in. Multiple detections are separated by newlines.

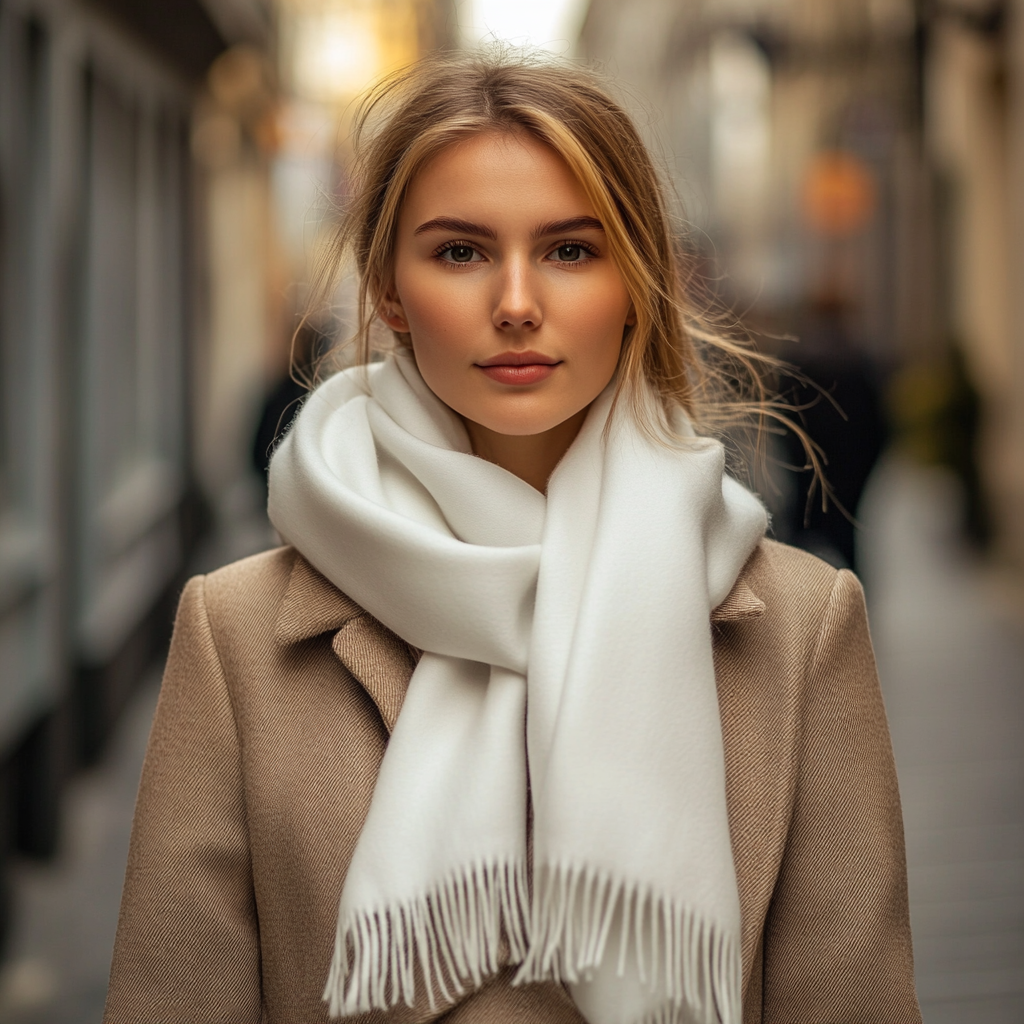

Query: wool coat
left=104, top=538, right=922, bottom=1024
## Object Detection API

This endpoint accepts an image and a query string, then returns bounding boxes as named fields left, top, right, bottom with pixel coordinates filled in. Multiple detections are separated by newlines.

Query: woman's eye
left=553, top=244, right=585, bottom=262
left=441, top=245, right=479, bottom=263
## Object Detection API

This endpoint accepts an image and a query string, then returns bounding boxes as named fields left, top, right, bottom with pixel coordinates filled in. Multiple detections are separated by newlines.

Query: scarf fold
left=268, top=352, right=766, bottom=1024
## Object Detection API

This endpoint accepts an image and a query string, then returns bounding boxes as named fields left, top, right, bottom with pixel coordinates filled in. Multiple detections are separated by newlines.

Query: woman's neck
left=463, top=407, right=589, bottom=494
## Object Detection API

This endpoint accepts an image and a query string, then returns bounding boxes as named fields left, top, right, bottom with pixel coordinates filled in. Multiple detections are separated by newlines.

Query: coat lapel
left=330, top=619, right=417, bottom=734
left=274, top=552, right=362, bottom=643
left=275, top=553, right=416, bottom=734
left=711, top=576, right=765, bottom=623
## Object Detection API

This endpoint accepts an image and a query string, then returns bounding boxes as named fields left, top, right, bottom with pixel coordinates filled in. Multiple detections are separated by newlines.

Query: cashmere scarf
left=267, top=351, right=767, bottom=1024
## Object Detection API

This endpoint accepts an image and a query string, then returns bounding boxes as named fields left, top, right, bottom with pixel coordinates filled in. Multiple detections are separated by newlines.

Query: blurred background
left=0, top=0, right=1021, bottom=1021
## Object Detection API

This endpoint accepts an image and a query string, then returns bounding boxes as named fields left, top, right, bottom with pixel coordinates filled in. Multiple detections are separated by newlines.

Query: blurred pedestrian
left=775, top=294, right=889, bottom=573
left=251, top=317, right=333, bottom=483
left=888, top=344, right=991, bottom=550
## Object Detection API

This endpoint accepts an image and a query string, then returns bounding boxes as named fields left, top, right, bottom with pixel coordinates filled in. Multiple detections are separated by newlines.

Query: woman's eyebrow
left=414, top=217, right=497, bottom=239
left=413, top=216, right=606, bottom=239
left=534, top=217, right=604, bottom=237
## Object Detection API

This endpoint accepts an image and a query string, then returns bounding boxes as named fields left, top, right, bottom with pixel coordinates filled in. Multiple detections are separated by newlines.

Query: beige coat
left=104, top=539, right=921, bottom=1024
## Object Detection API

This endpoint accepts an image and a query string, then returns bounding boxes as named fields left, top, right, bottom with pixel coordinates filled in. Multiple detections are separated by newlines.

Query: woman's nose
left=492, top=261, right=542, bottom=331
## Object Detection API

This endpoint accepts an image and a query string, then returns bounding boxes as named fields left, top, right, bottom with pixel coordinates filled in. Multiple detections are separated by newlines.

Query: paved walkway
left=0, top=675, right=159, bottom=1024
left=0, top=457, right=1021, bottom=1023
left=861, top=457, right=1024, bottom=1024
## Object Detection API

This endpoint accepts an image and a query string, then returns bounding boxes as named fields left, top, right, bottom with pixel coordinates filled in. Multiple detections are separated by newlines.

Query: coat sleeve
left=104, top=576, right=263, bottom=1024
left=761, top=569, right=922, bottom=1023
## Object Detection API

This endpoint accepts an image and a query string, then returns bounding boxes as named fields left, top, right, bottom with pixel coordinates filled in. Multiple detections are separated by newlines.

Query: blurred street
left=0, top=514, right=275, bottom=1024
left=2, top=0, right=1024, bottom=1021
left=0, top=458, right=1021, bottom=1024
left=863, top=457, right=1024, bottom=1024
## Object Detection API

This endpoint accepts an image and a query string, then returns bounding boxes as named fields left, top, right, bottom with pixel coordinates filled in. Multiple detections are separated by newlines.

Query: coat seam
left=804, top=569, right=852, bottom=684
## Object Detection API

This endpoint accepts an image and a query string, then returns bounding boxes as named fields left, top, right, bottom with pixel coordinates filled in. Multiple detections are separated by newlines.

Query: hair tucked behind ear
left=303, top=48, right=823, bottom=494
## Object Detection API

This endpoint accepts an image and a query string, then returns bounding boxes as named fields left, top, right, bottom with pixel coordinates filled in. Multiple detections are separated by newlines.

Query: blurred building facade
left=0, top=0, right=275, bottom=945
left=268, top=0, right=456, bottom=327
left=0, top=0, right=1019, bottom=1012
left=0, top=0, right=459, bottom=954
left=580, top=0, right=1024, bottom=579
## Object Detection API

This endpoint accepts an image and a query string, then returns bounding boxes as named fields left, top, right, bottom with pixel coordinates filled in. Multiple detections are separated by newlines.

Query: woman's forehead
left=399, top=131, right=598, bottom=234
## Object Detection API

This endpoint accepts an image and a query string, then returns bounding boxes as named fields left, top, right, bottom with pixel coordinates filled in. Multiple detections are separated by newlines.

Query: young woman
left=104, top=53, right=921, bottom=1024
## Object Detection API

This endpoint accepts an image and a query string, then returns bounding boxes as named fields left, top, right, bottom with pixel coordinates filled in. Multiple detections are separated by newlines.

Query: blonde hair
left=307, top=49, right=816, bottom=481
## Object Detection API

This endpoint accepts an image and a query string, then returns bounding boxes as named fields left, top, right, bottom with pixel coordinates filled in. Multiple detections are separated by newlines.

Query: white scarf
left=268, top=351, right=766, bottom=1024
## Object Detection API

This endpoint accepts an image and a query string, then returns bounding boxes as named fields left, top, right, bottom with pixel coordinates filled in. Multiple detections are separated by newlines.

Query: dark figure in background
left=887, top=343, right=991, bottom=550
left=934, top=346, right=990, bottom=548
left=252, top=375, right=307, bottom=483
left=252, top=320, right=328, bottom=483
left=776, top=297, right=888, bottom=574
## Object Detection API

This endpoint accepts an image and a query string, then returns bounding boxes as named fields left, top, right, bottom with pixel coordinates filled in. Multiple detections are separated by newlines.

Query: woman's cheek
left=563, top=289, right=628, bottom=379
left=403, top=278, right=478, bottom=359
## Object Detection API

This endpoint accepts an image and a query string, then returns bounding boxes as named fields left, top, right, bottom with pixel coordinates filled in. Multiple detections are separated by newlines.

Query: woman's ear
left=378, top=288, right=410, bottom=333
left=625, top=303, right=637, bottom=327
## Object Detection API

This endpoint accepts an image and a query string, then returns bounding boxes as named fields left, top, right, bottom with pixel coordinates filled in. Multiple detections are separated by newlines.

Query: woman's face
left=383, top=131, right=634, bottom=439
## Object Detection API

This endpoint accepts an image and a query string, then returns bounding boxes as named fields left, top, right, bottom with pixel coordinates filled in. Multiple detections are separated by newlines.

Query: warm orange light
left=802, top=151, right=878, bottom=237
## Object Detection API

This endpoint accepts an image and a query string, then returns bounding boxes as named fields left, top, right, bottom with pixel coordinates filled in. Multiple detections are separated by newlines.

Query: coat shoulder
left=188, top=546, right=366, bottom=662
left=199, top=545, right=299, bottom=626
left=742, top=538, right=850, bottom=626
left=181, top=547, right=306, bottom=666
left=715, top=538, right=859, bottom=706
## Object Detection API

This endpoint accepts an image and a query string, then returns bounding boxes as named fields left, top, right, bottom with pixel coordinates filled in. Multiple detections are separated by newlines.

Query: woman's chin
left=462, top=409, right=585, bottom=440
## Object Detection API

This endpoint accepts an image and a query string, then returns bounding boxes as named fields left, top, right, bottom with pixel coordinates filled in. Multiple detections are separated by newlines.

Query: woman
left=104, top=52, right=921, bottom=1024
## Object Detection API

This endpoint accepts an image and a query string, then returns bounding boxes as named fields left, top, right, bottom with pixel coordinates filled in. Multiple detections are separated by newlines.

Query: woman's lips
left=476, top=351, right=560, bottom=386
left=478, top=363, right=558, bottom=385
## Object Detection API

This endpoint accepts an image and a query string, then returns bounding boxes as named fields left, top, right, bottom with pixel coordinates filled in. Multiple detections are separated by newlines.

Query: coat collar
left=274, top=552, right=363, bottom=645
left=274, top=548, right=765, bottom=731
left=711, top=575, right=765, bottom=623
left=274, top=553, right=416, bottom=733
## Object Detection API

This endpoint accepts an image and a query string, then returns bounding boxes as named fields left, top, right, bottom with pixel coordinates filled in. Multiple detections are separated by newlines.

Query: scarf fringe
left=513, top=862, right=742, bottom=1024
left=325, top=857, right=741, bottom=1024
left=323, top=857, right=530, bottom=1017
